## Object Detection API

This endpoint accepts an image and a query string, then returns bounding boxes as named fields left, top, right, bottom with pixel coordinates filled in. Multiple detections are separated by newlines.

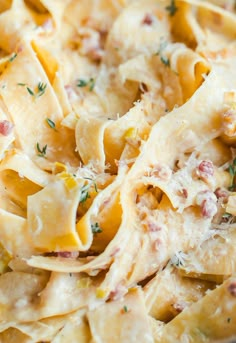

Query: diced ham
left=0, top=120, right=14, bottom=136
left=147, top=163, right=172, bottom=181
left=179, top=188, right=188, bottom=199
left=196, top=160, right=214, bottom=181
left=56, top=251, right=79, bottom=258
left=196, top=190, right=217, bottom=219
left=46, top=251, right=79, bottom=258
left=142, top=14, right=153, bottom=26
left=214, top=187, right=229, bottom=202
left=228, top=282, right=236, bottom=296
left=147, top=221, right=162, bottom=232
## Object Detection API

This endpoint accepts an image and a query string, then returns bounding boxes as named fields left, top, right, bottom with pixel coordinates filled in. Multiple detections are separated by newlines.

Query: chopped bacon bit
left=178, top=188, right=188, bottom=198
left=57, top=251, right=79, bottom=258
left=0, top=120, right=14, bottom=136
left=196, top=160, right=214, bottom=181
left=201, top=199, right=217, bottom=218
left=196, top=190, right=217, bottom=219
left=45, top=251, right=79, bottom=258
left=228, top=282, right=236, bottom=296
left=147, top=221, right=162, bottom=232
left=214, top=187, right=229, bottom=202
left=148, top=163, right=172, bottom=181
left=142, top=13, right=153, bottom=25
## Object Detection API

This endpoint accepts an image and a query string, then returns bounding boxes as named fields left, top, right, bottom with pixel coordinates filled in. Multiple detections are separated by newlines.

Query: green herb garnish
left=160, top=55, right=170, bottom=66
left=77, top=78, right=95, bottom=91
left=18, top=82, right=47, bottom=98
left=165, top=0, right=178, bottom=16
left=84, top=177, right=98, bottom=193
left=27, top=87, right=35, bottom=96
left=123, top=305, right=128, bottom=313
left=222, top=212, right=232, bottom=219
left=155, top=40, right=170, bottom=67
left=36, top=82, right=47, bottom=97
left=79, top=184, right=91, bottom=204
left=77, top=79, right=88, bottom=87
left=9, top=52, right=17, bottom=62
left=46, top=118, right=56, bottom=130
left=36, top=142, right=47, bottom=158
left=228, top=158, right=236, bottom=191
left=91, top=222, right=102, bottom=234
left=79, top=178, right=98, bottom=204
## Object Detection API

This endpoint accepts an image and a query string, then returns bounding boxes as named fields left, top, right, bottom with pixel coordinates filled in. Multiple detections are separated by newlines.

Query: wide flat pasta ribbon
left=87, top=288, right=154, bottom=343
left=0, top=40, right=79, bottom=167
left=27, top=176, right=93, bottom=252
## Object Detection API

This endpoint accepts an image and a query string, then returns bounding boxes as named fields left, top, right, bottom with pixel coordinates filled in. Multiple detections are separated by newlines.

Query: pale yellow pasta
left=0, top=0, right=236, bottom=342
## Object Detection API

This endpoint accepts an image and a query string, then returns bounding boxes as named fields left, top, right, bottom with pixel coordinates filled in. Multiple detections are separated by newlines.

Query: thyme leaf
left=83, top=177, right=98, bottom=193
left=46, top=118, right=56, bottom=130
left=18, top=82, right=47, bottom=98
left=160, top=55, right=170, bottom=66
left=123, top=305, right=128, bottom=313
left=228, top=158, right=236, bottom=191
left=9, top=52, right=17, bottom=62
left=79, top=184, right=90, bottom=204
left=77, top=78, right=95, bottom=91
left=36, top=82, right=47, bottom=97
left=165, top=0, right=178, bottom=16
left=155, top=40, right=170, bottom=67
left=91, top=222, right=102, bottom=234
left=36, top=142, right=47, bottom=158
left=27, top=87, right=35, bottom=96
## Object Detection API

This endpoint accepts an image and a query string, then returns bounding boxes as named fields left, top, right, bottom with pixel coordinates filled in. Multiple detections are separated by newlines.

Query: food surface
left=0, top=0, right=236, bottom=342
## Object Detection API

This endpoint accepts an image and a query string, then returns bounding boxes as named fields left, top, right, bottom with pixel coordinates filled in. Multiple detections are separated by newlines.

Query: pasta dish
left=0, top=0, right=236, bottom=341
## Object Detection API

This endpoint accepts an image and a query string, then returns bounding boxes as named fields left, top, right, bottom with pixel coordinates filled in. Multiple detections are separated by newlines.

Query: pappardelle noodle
left=0, top=0, right=236, bottom=342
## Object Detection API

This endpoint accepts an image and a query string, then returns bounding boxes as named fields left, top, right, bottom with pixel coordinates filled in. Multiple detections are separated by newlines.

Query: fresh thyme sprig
left=9, top=52, right=17, bottom=62
left=79, top=178, right=98, bottom=204
left=36, top=142, right=47, bottom=158
left=77, top=78, right=95, bottom=91
left=155, top=40, right=170, bottom=67
left=46, top=118, right=56, bottom=130
left=18, top=82, right=47, bottom=98
left=165, top=0, right=178, bottom=16
left=228, top=158, right=236, bottom=191
left=91, top=222, right=102, bottom=234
